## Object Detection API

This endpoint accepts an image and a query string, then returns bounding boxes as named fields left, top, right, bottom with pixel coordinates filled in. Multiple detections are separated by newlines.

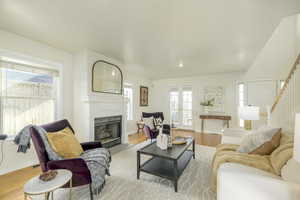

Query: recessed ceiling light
left=179, top=62, right=184, bottom=68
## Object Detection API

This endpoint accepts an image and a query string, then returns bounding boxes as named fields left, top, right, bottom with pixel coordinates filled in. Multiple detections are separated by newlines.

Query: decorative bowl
left=39, top=170, right=58, bottom=182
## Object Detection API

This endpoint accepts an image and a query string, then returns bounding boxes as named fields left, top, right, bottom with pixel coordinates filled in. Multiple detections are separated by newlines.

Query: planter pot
left=203, top=106, right=210, bottom=113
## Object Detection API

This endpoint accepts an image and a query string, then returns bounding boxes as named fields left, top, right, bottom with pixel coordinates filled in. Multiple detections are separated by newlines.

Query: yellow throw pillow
left=47, top=127, right=84, bottom=159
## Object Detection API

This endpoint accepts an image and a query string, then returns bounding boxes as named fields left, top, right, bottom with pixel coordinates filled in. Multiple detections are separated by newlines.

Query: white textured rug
left=34, top=142, right=216, bottom=200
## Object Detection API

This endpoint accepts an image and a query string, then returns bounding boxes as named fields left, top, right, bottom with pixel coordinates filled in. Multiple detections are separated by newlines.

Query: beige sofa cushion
left=270, top=142, right=293, bottom=175
left=280, top=133, right=293, bottom=145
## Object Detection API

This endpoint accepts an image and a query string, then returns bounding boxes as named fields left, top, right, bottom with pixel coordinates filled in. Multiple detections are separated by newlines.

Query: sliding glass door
left=182, top=88, right=192, bottom=127
left=170, top=89, right=180, bottom=126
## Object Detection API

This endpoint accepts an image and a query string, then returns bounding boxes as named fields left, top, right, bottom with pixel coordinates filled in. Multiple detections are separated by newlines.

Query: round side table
left=24, top=169, right=72, bottom=200
left=137, top=121, right=145, bottom=133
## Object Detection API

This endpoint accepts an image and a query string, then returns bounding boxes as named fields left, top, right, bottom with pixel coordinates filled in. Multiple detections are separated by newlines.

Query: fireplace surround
left=94, top=115, right=122, bottom=148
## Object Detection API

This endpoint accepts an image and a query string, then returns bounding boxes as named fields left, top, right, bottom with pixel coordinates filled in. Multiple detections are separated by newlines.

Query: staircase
left=270, top=54, right=300, bottom=113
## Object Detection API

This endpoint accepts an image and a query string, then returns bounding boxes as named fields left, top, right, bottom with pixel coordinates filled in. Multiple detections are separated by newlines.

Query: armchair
left=143, top=125, right=159, bottom=142
left=142, top=112, right=171, bottom=141
left=30, top=119, right=100, bottom=200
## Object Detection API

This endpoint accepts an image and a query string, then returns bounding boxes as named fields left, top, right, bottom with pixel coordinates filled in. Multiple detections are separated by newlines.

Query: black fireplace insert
left=94, top=115, right=122, bottom=148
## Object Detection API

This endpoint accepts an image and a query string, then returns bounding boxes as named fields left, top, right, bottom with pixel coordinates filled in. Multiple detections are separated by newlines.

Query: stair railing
left=270, top=54, right=300, bottom=113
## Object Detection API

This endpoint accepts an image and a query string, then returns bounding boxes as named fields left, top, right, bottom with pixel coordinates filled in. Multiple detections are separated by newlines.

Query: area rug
left=33, top=142, right=217, bottom=200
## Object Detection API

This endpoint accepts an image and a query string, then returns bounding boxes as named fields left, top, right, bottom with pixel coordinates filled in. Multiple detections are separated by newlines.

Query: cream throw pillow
left=143, top=117, right=155, bottom=130
left=47, top=127, right=84, bottom=159
left=236, top=127, right=281, bottom=155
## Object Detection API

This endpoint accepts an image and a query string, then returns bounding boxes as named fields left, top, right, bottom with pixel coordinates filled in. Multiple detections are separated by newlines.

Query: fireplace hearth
left=94, top=115, right=122, bottom=148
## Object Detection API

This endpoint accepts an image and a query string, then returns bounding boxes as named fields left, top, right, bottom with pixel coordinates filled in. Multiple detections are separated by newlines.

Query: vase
left=203, top=106, right=210, bottom=113
left=157, top=132, right=168, bottom=150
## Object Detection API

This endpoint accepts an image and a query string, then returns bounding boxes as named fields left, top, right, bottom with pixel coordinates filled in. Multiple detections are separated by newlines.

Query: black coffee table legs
left=137, top=151, right=140, bottom=179
left=173, top=160, right=178, bottom=192
left=193, top=139, right=195, bottom=159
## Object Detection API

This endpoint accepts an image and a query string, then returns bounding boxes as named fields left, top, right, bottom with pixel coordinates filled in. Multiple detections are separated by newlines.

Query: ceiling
left=0, top=0, right=300, bottom=79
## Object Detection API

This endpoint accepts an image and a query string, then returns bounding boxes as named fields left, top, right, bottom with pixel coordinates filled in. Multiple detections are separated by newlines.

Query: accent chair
left=142, top=112, right=171, bottom=141
left=30, top=119, right=100, bottom=200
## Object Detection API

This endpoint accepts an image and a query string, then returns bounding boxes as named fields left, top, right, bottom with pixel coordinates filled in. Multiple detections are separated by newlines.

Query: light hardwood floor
left=0, top=130, right=221, bottom=200
left=128, top=129, right=222, bottom=147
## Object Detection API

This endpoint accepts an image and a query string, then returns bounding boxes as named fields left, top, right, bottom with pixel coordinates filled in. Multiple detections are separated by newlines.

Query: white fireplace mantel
left=73, top=49, right=128, bottom=145
left=81, top=94, right=125, bottom=104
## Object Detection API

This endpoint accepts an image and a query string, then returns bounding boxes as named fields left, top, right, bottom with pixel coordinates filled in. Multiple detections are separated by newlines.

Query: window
left=280, top=80, right=285, bottom=89
left=170, top=90, right=179, bottom=126
left=182, top=89, right=192, bottom=126
left=238, top=83, right=245, bottom=127
left=0, top=60, right=58, bottom=136
left=124, top=87, right=133, bottom=120
left=169, top=88, right=193, bottom=128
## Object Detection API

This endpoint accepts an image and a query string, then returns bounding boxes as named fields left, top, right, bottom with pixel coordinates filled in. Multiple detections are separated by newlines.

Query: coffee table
left=137, top=137, right=195, bottom=192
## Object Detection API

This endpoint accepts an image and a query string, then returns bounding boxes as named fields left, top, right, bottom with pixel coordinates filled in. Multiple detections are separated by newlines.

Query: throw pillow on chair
left=47, top=127, right=84, bottom=159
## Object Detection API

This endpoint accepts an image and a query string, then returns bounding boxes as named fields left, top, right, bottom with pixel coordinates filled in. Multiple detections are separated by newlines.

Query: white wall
left=124, top=73, right=152, bottom=135
left=244, top=15, right=298, bottom=81
left=0, top=29, right=74, bottom=175
left=296, top=15, right=300, bottom=114
left=72, top=49, right=153, bottom=144
left=151, top=72, right=243, bottom=133
left=242, top=14, right=300, bottom=133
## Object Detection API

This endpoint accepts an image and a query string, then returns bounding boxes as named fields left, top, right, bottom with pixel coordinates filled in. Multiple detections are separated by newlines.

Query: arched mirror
left=92, top=60, right=123, bottom=94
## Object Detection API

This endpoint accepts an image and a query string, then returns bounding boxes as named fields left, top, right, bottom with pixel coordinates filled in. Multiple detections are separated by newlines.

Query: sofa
left=217, top=130, right=300, bottom=200
left=218, top=163, right=300, bottom=200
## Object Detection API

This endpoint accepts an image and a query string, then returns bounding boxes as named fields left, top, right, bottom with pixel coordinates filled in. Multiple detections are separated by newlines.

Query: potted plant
left=200, top=98, right=215, bottom=113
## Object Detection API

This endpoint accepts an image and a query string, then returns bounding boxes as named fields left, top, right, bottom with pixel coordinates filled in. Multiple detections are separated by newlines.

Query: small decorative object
left=140, top=86, right=149, bottom=106
left=0, top=134, right=7, bottom=140
left=159, top=127, right=163, bottom=135
left=200, top=98, right=215, bottom=113
left=200, top=98, right=215, bottom=107
left=39, top=170, right=58, bottom=182
left=167, top=134, right=173, bottom=148
left=172, top=136, right=188, bottom=145
left=203, top=86, right=225, bottom=112
left=157, top=130, right=168, bottom=150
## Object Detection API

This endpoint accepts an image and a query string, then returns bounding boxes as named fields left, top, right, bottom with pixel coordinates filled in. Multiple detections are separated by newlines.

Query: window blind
left=0, top=60, right=58, bottom=135
left=0, top=60, right=59, bottom=77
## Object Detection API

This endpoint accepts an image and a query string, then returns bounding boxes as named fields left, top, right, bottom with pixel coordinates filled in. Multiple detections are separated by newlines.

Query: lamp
left=239, top=106, right=260, bottom=130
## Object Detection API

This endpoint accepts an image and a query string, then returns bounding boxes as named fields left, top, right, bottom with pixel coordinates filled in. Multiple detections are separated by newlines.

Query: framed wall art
left=140, top=86, right=148, bottom=106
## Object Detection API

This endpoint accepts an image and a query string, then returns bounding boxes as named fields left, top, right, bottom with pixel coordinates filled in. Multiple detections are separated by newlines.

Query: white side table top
left=24, top=169, right=72, bottom=195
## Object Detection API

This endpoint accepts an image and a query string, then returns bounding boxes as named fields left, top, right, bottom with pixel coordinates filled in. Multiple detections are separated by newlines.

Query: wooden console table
left=199, top=114, right=231, bottom=133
